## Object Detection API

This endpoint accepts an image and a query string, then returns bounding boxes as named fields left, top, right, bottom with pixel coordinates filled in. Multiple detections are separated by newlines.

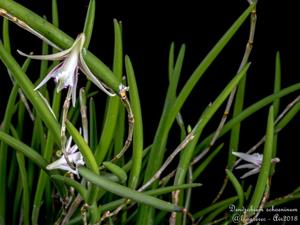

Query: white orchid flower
left=18, top=33, right=115, bottom=106
left=232, top=152, right=280, bottom=179
left=46, top=136, right=85, bottom=176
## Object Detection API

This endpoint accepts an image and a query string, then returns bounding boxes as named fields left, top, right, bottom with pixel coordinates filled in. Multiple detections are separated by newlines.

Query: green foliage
left=0, top=1, right=299, bottom=225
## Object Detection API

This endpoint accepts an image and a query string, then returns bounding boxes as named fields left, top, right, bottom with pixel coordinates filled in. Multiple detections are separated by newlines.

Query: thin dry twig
left=99, top=86, right=134, bottom=169
left=182, top=166, right=193, bottom=225
left=61, top=195, right=83, bottom=225
left=79, top=88, right=89, bottom=143
left=158, top=1, right=257, bottom=203
left=80, top=203, right=89, bottom=225
left=209, top=1, right=257, bottom=203
left=234, top=94, right=300, bottom=166
left=139, top=131, right=195, bottom=192
left=169, top=190, right=180, bottom=225
left=61, top=88, right=76, bottom=169
left=242, top=178, right=271, bottom=224
left=193, top=0, right=257, bottom=167
left=0, top=8, right=61, bottom=49
left=101, top=129, right=196, bottom=222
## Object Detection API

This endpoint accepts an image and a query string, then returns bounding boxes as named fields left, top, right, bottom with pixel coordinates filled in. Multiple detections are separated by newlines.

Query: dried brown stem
left=61, top=88, right=75, bottom=169
left=234, top=94, right=300, bottom=167
left=61, top=195, right=83, bottom=225
left=101, top=129, right=195, bottom=221
left=99, top=91, right=134, bottom=170
left=0, top=8, right=61, bottom=49
left=192, top=1, right=257, bottom=166
left=204, top=1, right=257, bottom=204
left=139, top=131, right=195, bottom=192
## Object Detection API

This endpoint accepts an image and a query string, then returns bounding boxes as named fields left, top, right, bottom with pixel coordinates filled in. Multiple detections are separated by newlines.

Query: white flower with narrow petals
left=232, top=152, right=280, bottom=179
left=46, top=136, right=85, bottom=176
left=18, top=33, right=115, bottom=106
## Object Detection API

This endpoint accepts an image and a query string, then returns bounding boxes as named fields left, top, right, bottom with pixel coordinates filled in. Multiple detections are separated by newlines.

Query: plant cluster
left=0, top=0, right=299, bottom=225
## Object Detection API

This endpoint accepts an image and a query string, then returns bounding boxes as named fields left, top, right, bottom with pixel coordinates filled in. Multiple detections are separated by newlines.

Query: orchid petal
left=46, top=157, right=67, bottom=170
left=236, top=163, right=258, bottom=170
left=232, top=152, right=262, bottom=166
left=240, top=167, right=260, bottom=179
left=46, top=134, right=84, bottom=176
left=79, top=52, right=116, bottom=96
left=17, top=48, right=71, bottom=61
left=69, top=145, right=78, bottom=154
left=34, top=63, right=62, bottom=90
left=66, top=136, right=73, bottom=153
left=53, top=164, right=78, bottom=175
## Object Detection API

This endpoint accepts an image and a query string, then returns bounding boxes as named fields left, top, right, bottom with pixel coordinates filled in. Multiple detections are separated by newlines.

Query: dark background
left=1, top=0, right=300, bottom=209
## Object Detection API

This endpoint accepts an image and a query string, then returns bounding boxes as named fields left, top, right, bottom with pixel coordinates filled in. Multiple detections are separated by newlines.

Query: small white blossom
left=232, top=151, right=280, bottom=179
left=46, top=136, right=85, bottom=176
left=18, top=33, right=115, bottom=107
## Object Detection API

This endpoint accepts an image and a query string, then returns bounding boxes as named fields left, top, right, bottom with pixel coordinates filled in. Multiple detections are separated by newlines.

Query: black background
left=1, top=0, right=300, bottom=209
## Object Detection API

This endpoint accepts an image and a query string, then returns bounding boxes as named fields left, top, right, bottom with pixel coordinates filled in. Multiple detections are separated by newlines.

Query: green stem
left=0, top=84, right=18, bottom=224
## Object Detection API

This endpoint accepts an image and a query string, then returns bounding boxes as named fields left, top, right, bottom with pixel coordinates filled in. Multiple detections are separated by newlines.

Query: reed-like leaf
left=99, top=183, right=202, bottom=213
left=0, top=84, right=18, bottom=223
left=89, top=97, right=98, bottom=150
left=273, top=52, right=281, bottom=117
left=79, top=167, right=183, bottom=212
left=94, top=19, right=123, bottom=164
left=51, top=0, right=59, bottom=28
left=51, top=175, right=88, bottom=201
left=31, top=132, right=55, bottom=225
left=142, top=7, right=254, bottom=205
left=9, top=127, right=30, bottom=225
left=0, top=131, right=47, bottom=168
left=2, top=17, right=10, bottom=52
left=248, top=106, right=274, bottom=213
left=83, top=0, right=95, bottom=49
left=103, top=161, right=127, bottom=184
left=175, top=63, right=250, bottom=186
left=195, top=83, right=300, bottom=154
left=226, top=169, right=244, bottom=208
left=0, top=41, right=61, bottom=142
left=193, top=196, right=238, bottom=219
left=125, top=56, right=143, bottom=189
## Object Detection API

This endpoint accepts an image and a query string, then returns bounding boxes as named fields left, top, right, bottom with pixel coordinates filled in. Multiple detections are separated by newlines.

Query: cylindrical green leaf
left=51, top=175, right=88, bottom=201
left=248, top=106, right=274, bottom=213
left=103, top=161, right=127, bottom=184
left=125, top=56, right=143, bottom=189
left=79, top=167, right=182, bottom=212
left=0, top=132, right=48, bottom=169
left=226, top=169, right=244, bottom=208
left=83, top=0, right=95, bottom=49
left=94, top=19, right=123, bottom=164
left=0, top=41, right=61, bottom=142
left=195, top=83, right=300, bottom=155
